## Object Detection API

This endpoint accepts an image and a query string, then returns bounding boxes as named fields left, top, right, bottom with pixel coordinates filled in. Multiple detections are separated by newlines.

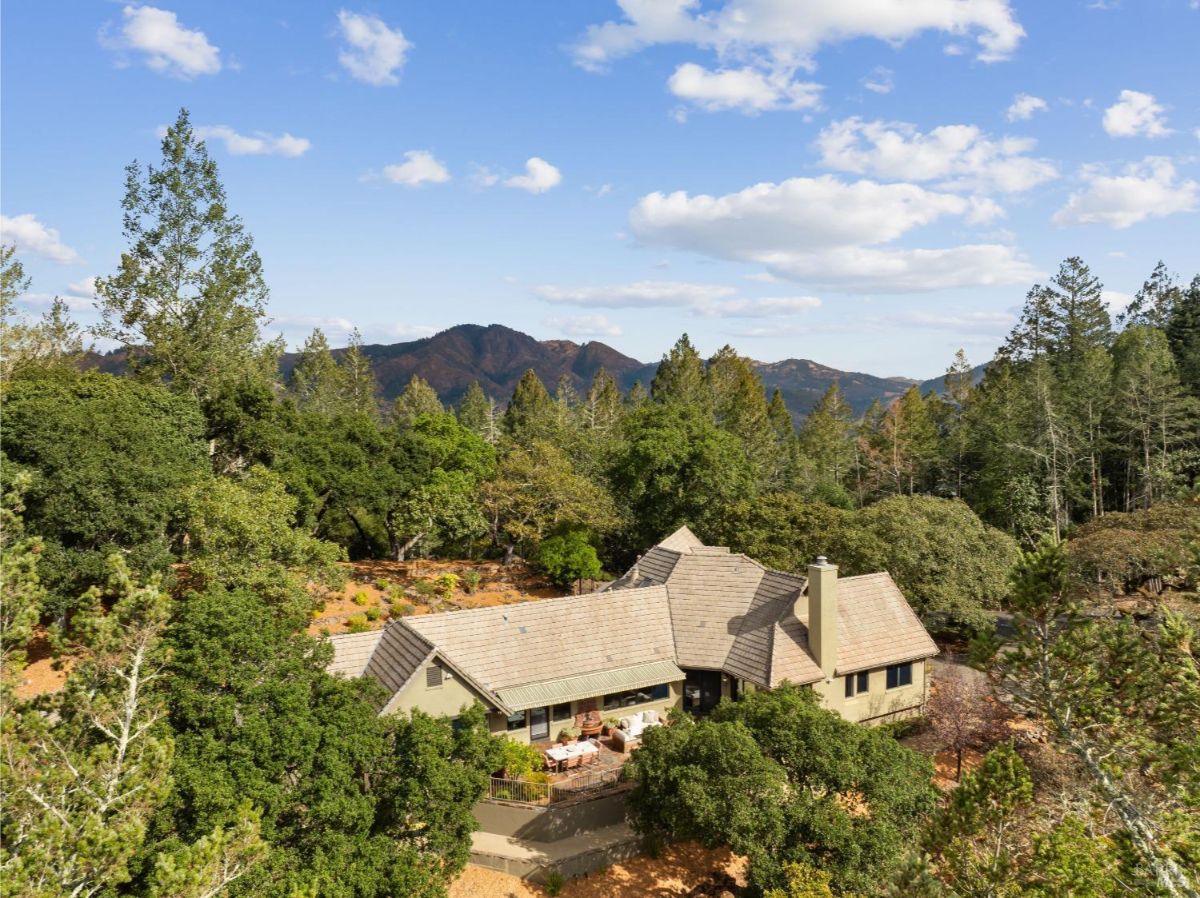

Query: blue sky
left=3, top=1, right=1199, bottom=378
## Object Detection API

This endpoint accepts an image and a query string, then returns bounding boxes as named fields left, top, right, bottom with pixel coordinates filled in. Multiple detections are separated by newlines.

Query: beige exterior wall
left=487, top=681, right=684, bottom=744
left=383, top=661, right=492, bottom=718
left=811, top=659, right=928, bottom=724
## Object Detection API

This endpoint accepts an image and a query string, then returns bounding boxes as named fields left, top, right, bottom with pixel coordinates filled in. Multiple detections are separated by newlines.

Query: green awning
left=495, top=659, right=684, bottom=712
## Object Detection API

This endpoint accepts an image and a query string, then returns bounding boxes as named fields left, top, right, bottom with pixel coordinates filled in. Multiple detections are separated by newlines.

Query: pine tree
left=392, top=374, right=444, bottom=427
left=1166, top=275, right=1200, bottom=397
left=1043, top=256, right=1113, bottom=372
left=706, top=346, right=774, bottom=477
left=339, top=328, right=378, bottom=417
left=289, top=328, right=345, bottom=415
left=942, top=350, right=974, bottom=497
left=627, top=380, right=648, bottom=408
left=651, top=333, right=708, bottom=410
left=94, top=108, right=281, bottom=404
left=502, top=369, right=554, bottom=443
left=798, top=383, right=856, bottom=497
left=582, top=367, right=623, bottom=433
left=999, top=285, right=1055, bottom=362
left=457, top=380, right=494, bottom=441
left=1121, top=260, right=1182, bottom=329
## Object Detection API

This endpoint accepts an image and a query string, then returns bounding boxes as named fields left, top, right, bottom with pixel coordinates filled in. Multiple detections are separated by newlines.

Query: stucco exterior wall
left=811, top=659, right=928, bottom=724
left=383, top=661, right=491, bottom=718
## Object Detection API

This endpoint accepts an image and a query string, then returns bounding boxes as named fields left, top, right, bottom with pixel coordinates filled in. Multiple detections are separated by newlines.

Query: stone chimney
left=807, top=556, right=839, bottom=679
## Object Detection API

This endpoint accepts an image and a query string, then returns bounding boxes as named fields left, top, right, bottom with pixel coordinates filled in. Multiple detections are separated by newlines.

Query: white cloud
left=1006, top=93, right=1047, bottom=121
left=65, top=276, right=98, bottom=300
left=193, top=125, right=311, bottom=157
left=1102, top=90, right=1172, bottom=138
left=629, top=176, right=1040, bottom=291
left=469, top=164, right=501, bottom=188
left=336, top=10, right=410, bottom=86
left=1102, top=290, right=1133, bottom=313
left=703, top=296, right=822, bottom=317
left=815, top=117, right=1057, bottom=193
left=1, top=214, right=82, bottom=264
left=667, top=62, right=822, bottom=113
left=887, top=309, right=1013, bottom=333
left=380, top=151, right=451, bottom=187
left=505, top=157, right=562, bottom=193
left=101, top=5, right=221, bottom=78
left=1052, top=157, right=1198, bottom=229
left=573, top=0, right=1024, bottom=73
left=535, top=280, right=736, bottom=308
left=545, top=315, right=624, bottom=338
left=535, top=280, right=821, bottom=318
left=270, top=315, right=434, bottom=347
left=862, top=66, right=894, bottom=95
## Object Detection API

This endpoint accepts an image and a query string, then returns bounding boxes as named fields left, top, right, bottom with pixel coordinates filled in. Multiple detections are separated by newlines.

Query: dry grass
left=449, top=843, right=748, bottom=898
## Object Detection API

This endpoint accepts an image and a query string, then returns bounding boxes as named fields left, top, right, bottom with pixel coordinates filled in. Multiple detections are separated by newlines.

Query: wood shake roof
left=327, top=526, right=937, bottom=709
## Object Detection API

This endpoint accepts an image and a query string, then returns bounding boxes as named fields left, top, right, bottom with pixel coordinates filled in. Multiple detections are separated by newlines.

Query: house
left=327, top=526, right=938, bottom=741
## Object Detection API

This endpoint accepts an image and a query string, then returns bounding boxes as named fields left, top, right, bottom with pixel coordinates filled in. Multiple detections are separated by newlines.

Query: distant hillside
left=280, top=324, right=930, bottom=419
left=90, top=323, right=982, bottom=421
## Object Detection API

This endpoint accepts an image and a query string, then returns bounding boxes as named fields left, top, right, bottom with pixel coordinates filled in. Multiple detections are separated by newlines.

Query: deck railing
left=487, top=766, right=624, bottom=805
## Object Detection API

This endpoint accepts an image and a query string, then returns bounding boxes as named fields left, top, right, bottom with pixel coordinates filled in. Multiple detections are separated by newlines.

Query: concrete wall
left=473, top=790, right=629, bottom=842
left=811, top=659, right=928, bottom=724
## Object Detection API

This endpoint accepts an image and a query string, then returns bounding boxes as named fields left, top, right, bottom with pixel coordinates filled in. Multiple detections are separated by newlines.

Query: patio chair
left=565, top=755, right=581, bottom=771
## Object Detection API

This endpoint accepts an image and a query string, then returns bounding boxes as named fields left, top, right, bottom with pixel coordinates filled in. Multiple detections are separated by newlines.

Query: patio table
left=545, top=741, right=598, bottom=772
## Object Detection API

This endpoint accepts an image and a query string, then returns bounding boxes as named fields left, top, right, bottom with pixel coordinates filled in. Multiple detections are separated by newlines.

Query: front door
left=529, top=706, right=550, bottom=742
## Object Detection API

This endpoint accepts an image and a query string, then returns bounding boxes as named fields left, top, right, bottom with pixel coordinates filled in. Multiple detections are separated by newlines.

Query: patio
left=534, top=734, right=630, bottom=783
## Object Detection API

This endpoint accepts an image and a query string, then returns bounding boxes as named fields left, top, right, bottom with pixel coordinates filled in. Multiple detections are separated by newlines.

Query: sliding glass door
left=529, top=706, right=549, bottom=742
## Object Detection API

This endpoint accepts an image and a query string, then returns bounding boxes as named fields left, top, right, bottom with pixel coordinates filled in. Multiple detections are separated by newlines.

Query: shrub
left=364, top=607, right=381, bottom=621
left=526, top=771, right=551, bottom=785
left=394, top=601, right=416, bottom=617
left=352, top=590, right=370, bottom=606
left=461, top=570, right=482, bottom=593
left=543, top=870, right=565, bottom=896
left=536, top=528, right=602, bottom=588
left=967, top=624, right=1003, bottom=669
left=500, top=740, right=545, bottom=779
left=412, top=578, right=438, bottom=599
left=374, top=578, right=391, bottom=591
left=345, top=614, right=370, bottom=633
left=433, top=572, right=459, bottom=598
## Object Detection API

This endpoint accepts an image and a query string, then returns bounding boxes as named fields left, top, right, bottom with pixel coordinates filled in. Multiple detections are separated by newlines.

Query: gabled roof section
left=403, top=585, right=676, bottom=694
left=725, top=568, right=806, bottom=686
left=657, top=525, right=704, bottom=553
left=363, top=623, right=435, bottom=695
left=834, top=573, right=938, bottom=675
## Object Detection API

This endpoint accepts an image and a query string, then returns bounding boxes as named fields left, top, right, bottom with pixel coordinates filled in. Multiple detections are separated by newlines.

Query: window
left=425, top=664, right=443, bottom=689
left=844, top=671, right=870, bottom=698
left=886, top=663, right=913, bottom=689
left=602, top=682, right=671, bottom=711
left=552, top=702, right=573, bottom=722
left=529, top=707, right=550, bottom=741
left=505, top=711, right=526, bottom=732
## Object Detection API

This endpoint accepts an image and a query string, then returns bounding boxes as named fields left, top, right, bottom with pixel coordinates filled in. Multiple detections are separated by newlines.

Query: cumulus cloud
left=1102, top=290, right=1134, bottom=314
left=1103, top=90, right=1172, bottom=138
left=193, top=125, right=311, bottom=157
left=336, top=10, right=410, bottom=86
left=815, top=117, right=1057, bottom=193
left=1006, top=93, right=1047, bottom=121
left=702, top=296, right=822, bottom=317
left=505, top=157, right=562, bottom=193
left=628, top=176, right=1040, bottom=291
left=545, top=314, right=624, bottom=338
left=667, top=63, right=822, bottom=113
left=861, top=66, right=894, bottom=95
left=270, top=314, right=434, bottom=347
left=380, top=150, right=451, bottom=187
left=1, top=214, right=82, bottom=264
left=101, top=5, right=221, bottom=78
left=1052, top=157, right=1198, bottom=229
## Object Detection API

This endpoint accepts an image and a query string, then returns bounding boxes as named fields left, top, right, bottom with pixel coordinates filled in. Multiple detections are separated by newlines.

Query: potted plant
left=556, top=727, right=580, bottom=745
left=601, top=716, right=619, bottom=737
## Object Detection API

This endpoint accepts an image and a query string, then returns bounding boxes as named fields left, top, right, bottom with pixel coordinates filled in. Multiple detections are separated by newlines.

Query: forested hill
left=275, top=322, right=940, bottom=418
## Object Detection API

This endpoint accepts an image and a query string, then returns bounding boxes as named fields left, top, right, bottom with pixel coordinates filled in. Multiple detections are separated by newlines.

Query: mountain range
left=278, top=324, right=982, bottom=421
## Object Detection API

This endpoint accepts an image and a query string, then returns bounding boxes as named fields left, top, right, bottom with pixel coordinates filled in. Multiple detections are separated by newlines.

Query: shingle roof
left=403, top=585, right=676, bottom=695
left=330, top=527, right=936, bottom=708
left=833, top=573, right=939, bottom=674
left=496, top=659, right=686, bottom=712
left=327, top=630, right=385, bottom=678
